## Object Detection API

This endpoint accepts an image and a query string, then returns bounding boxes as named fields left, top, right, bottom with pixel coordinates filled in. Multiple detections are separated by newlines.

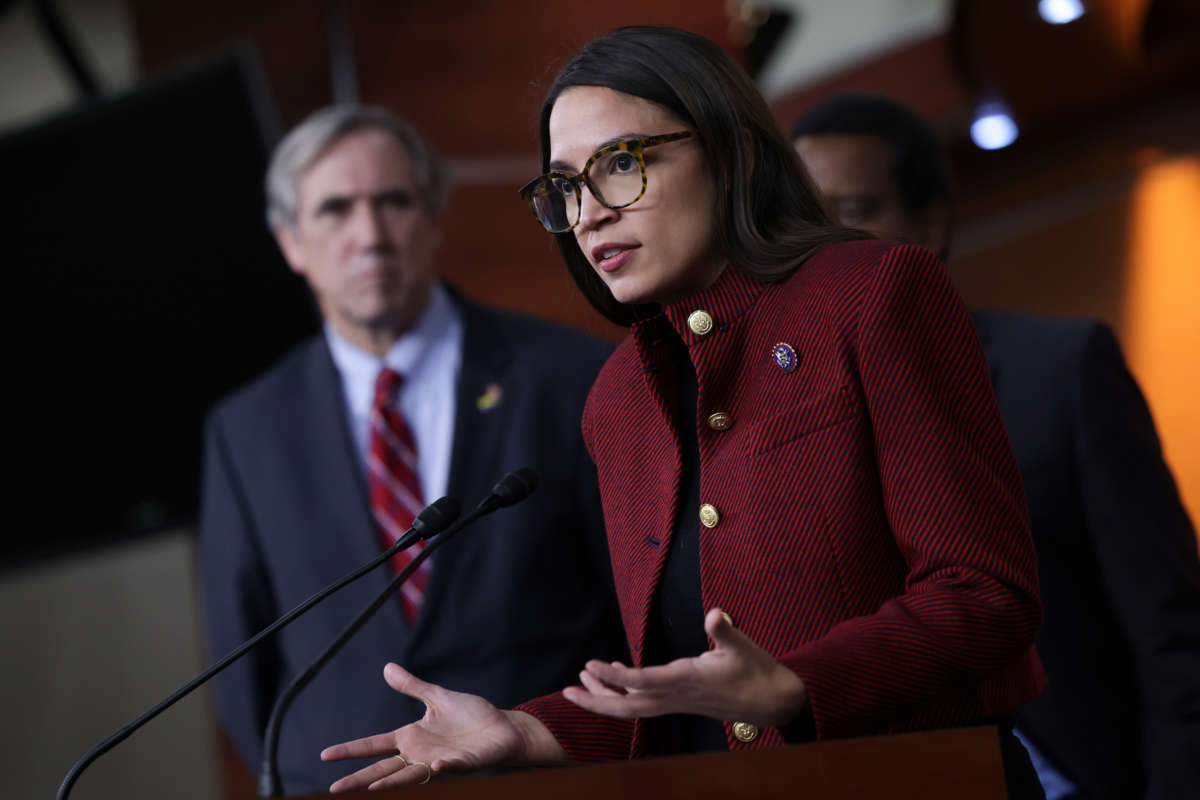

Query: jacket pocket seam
left=744, top=385, right=855, bottom=458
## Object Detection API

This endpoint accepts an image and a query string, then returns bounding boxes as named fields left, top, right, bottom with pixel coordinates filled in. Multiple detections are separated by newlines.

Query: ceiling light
left=1038, top=0, right=1085, bottom=25
left=971, top=104, right=1019, bottom=150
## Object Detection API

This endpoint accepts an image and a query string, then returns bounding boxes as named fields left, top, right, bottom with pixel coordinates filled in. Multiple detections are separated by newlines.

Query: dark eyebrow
left=313, top=194, right=354, bottom=215
left=373, top=188, right=413, bottom=205
left=548, top=132, right=645, bottom=172
left=311, top=187, right=413, bottom=216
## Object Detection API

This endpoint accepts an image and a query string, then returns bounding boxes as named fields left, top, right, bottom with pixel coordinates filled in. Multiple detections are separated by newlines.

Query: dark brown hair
left=539, top=26, right=868, bottom=326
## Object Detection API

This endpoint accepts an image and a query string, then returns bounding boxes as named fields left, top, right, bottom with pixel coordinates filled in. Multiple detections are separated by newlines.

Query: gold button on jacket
left=698, top=503, right=720, bottom=528
left=731, top=721, right=759, bottom=743
left=687, top=310, right=714, bottom=336
left=706, top=411, right=733, bottom=431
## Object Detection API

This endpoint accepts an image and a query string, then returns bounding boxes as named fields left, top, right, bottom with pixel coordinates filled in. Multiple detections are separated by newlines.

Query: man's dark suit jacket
left=200, top=295, right=627, bottom=795
left=974, top=310, right=1200, bottom=800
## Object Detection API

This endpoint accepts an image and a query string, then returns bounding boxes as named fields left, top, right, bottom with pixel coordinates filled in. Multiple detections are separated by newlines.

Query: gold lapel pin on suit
left=476, top=382, right=503, bottom=412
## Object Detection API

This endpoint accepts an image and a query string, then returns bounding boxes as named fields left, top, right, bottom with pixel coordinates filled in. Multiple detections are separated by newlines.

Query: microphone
left=480, top=466, right=539, bottom=512
left=387, top=495, right=462, bottom=551
left=259, top=467, right=539, bottom=797
left=55, top=496, right=461, bottom=800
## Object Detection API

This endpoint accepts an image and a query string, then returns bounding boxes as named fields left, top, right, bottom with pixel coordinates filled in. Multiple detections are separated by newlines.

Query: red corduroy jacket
left=519, top=240, right=1045, bottom=760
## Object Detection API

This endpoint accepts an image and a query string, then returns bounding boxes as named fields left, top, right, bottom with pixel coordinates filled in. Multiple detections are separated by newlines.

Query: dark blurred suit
left=201, top=294, right=627, bottom=795
left=975, top=310, right=1200, bottom=800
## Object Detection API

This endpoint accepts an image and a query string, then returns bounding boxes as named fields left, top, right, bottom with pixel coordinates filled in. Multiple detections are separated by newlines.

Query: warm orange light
left=1121, top=157, right=1200, bottom=534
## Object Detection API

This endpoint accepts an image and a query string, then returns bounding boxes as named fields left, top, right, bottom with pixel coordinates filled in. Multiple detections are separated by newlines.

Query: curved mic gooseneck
left=259, top=468, right=539, bottom=797
left=55, top=497, right=462, bottom=800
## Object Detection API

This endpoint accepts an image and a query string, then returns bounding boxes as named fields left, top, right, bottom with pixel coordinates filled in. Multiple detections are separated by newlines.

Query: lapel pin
left=772, top=342, right=798, bottom=372
left=476, top=382, right=503, bottom=412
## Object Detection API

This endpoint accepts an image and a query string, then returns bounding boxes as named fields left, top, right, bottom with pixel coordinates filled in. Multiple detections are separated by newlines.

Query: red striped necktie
left=367, top=368, right=430, bottom=624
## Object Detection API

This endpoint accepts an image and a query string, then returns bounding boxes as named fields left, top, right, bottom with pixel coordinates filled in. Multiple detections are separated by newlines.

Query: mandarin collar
left=630, top=264, right=766, bottom=348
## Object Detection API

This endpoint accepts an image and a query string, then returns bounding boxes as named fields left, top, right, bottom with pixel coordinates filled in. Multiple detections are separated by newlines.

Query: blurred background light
left=1038, top=0, right=1086, bottom=26
left=971, top=104, right=1020, bottom=150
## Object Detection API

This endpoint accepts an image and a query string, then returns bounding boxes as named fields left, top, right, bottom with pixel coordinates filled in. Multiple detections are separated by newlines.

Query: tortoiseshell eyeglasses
left=519, top=130, right=697, bottom=233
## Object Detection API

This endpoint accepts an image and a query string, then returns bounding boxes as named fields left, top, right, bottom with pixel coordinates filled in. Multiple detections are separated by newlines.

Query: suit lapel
left=404, top=297, right=513, bottom=646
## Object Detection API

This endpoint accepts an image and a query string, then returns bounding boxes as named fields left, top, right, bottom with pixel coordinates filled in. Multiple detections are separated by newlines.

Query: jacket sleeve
left=199, top=409, right=282, bottom=773
left=779, top=244, right=1043, bottom=738
left=514, top=691, right=634, bottom=763
left=1071, top=323, right=1200, bottom=799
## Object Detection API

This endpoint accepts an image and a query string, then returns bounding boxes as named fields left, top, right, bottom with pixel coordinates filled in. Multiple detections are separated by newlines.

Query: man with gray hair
left=200, top=105, right=626, bottom=794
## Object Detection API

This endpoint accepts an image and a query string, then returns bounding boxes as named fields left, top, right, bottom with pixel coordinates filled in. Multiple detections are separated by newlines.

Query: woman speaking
left=321, top=26, right=1046, bottom=797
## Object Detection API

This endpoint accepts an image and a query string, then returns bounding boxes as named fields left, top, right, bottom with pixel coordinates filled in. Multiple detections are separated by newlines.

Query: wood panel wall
left=129, top=0, right=736, bottom=342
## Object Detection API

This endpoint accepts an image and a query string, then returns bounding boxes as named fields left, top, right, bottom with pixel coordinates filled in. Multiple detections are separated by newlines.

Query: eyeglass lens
left=532, top=148, right=644, bottom=232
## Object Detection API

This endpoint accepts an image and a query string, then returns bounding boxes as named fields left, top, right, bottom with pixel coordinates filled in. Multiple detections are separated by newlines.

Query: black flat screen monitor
left=1, top=50, right=319, bottom=568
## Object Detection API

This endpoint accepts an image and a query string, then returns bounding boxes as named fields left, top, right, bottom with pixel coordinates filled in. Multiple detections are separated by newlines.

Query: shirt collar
left=325, top=284, right=458, bottom=411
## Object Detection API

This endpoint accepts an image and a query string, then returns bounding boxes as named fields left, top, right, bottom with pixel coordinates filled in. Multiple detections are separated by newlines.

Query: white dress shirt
left=324, top=284, right=463, bottom=505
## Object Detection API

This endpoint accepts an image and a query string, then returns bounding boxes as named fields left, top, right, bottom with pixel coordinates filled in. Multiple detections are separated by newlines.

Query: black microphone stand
left=260, top=468, right=539, bottom=797
left=55, top=497, right=461, bottom=800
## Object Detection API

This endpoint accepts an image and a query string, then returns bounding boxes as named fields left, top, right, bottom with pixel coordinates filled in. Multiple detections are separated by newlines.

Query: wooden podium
left=291, top=725, right=1008, bottom=799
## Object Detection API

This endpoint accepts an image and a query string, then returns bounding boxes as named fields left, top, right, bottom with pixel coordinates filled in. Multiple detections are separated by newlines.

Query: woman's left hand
left=563, top=608, right=808, bottom=727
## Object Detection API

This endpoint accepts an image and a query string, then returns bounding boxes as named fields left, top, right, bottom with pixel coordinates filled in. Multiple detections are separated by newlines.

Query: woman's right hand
left=320, top=662, right=568, bottom=792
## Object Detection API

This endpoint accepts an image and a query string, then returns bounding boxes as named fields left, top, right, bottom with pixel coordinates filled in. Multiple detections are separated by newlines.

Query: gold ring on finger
left=412, top=760, right=433, bottom=784
left=393, top=753, right=408, bottom=768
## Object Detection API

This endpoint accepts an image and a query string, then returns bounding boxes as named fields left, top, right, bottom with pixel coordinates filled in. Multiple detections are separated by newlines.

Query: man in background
left=200, top=105, right=626, bottom=795
left=793, top=94, right=1200, bottom=800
